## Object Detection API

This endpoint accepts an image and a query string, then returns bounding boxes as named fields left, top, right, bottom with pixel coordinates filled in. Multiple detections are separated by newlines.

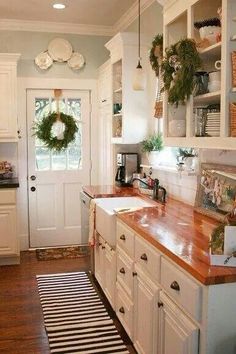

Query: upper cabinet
left=163, top=0, right=236, bottom=149
left=0, top=53, right=21, bottom=142
left=105, top=33, right=149, bottom=144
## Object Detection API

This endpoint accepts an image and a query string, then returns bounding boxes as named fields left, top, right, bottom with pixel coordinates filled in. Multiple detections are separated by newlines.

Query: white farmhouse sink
left=95, top=197, right=154, bottom=247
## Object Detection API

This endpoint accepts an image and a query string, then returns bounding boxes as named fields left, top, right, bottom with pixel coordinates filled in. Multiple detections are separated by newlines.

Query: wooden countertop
left=83, top=185, right=236, bottom=285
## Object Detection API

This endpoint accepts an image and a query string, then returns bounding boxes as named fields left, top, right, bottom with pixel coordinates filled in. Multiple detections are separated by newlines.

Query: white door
left=27, top=89, right=91, bottom=248
left=159, top=292, right=199, bottom=354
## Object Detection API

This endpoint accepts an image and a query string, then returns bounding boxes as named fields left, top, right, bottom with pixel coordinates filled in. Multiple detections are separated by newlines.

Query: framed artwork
left=195, top=163, right=236, bottom=221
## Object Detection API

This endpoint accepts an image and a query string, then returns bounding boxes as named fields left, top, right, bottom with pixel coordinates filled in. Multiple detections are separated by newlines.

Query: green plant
left=149, top=34, right=163, bottom=76
left=177, top=147, right=197, bottom=159
left=141, top=133, right=164, bottom=153
left=33, top=112, right=78, bottom=152
left=161, top=38, right=201, bottom=106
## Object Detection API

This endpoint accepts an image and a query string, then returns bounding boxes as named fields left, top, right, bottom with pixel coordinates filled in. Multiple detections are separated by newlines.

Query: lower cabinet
left=133, top=265, right=159, bottom=354
left=0, top=189, right=18, bottom=263
left=158, top=291, right=199, bottom=354
left=94, top=233, right=106, bottom=288
left=104, top=243, right=116, bottom=308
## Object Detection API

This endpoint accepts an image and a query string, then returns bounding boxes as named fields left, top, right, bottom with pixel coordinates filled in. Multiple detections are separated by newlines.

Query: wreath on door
left=34, top=112, right=78, bottom=152
left=33, top=89, right=78, bottom=152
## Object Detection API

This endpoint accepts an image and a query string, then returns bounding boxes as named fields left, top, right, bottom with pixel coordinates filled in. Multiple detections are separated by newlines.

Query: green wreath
left=34, top=112, right=78, bottom=151
left=161, top=38, right=201, bottom=106
left=149, top=34, right=163, bottom=76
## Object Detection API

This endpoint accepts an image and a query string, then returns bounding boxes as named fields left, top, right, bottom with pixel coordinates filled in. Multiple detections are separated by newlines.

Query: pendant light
left=133, top=0, right=146, bottom=91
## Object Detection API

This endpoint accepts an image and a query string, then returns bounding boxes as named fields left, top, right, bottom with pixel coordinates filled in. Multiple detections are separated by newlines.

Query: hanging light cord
left=137, top=0, right=142, bottom=68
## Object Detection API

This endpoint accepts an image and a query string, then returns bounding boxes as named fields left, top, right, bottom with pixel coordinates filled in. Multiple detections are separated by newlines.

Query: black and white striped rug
left=37, top=272, right=130, bottom=354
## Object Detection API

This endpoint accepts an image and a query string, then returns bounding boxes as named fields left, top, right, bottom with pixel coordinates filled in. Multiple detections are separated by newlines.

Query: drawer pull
left=120, top=234, right=126, bottom=241
left=119, top=307, right=125, bottom=314
left=119, top=267, right=125, bottom=274
left=158, top=301, right=164, bottom=308
left=140, top=253, right=148, bottom=261
left=102, top=246, right=105, bottom=249
left=170, top=281, right=180, bottom=291
left=132, top=272, right=137, bottom=277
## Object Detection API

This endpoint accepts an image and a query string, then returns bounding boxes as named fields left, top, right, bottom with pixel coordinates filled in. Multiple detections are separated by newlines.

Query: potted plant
left=177, top=148, right=197, bottom=171
left=141, top=133, right=164, bottom=165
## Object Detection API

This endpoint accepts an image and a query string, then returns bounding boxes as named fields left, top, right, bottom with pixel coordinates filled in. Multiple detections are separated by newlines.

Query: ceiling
left=0, top=0, right=137, bottom=26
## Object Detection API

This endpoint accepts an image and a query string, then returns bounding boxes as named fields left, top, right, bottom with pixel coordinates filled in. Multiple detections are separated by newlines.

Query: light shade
left=133, top=62, right=146, bottom=91
left=53, top=3, right=66, bottom=9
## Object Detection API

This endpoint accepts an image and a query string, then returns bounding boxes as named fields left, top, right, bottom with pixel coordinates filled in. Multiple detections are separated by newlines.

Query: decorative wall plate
left=48, top=38, right=73, bottom=62
left=35, top=51, right=53, bottom=70
left=67, top=52, right=85, bottom=70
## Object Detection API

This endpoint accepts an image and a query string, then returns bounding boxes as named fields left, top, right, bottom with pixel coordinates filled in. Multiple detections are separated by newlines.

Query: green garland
left=149, top=34, right=163, bottom=76
left=34, top=112, right=78, bottom=151
left=161, top=38, right=201, bottom=106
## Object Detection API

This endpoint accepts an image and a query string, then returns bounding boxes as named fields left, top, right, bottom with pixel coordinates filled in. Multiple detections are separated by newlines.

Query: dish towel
left=88, top=198, right=96, bottom=246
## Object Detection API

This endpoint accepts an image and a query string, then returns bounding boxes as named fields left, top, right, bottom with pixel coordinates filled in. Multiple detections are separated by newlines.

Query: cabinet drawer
left=117, top=221, right=134, bottom=258
left=135, top=235, right=161, bottom=283
left=0, top=189, right=16, bottom=204
left=117, top=246, right=134, bottom=298
left=116, top=282, right=134, bottom=340
left=161, top=258, right=202, bottom=321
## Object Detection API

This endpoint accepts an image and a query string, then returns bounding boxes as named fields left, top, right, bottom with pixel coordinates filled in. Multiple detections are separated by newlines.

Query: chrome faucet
left=132, top=177, right=166, bottom=203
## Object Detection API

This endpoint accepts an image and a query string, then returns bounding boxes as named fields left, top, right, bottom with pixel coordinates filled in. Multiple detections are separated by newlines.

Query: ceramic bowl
left=208, top=81, right=221, bottom=92
left=168, top=119, right=186, bottom=137
left=199, top=26, right=221, bottom=45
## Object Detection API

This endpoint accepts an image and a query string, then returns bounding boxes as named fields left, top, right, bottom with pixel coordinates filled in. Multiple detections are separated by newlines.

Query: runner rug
left=36, top=272, right=130, bottom=354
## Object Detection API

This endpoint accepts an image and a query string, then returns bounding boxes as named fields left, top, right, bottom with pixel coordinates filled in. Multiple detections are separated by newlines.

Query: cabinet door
left=0, top=205, right=18, bottom=256
left=159, top=292, right=199, bottom=354
left=104, top=245, right=116, bottom=309
left=94, top=235, right=106, bottom=289
left=0, top=57, right=19, bottom=141
left=134, top=266, right=159, bottom=354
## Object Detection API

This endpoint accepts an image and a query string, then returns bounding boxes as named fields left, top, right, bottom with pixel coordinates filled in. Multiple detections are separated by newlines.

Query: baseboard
left=0, top=255, right=20, bottom=265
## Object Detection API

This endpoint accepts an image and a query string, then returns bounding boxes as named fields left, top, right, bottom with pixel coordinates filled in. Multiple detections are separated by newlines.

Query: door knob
left=31, top=187, right=36, bottom=192
left=30, top=175, right=36, bottom=181
left=119, top=267, right=125, bottom=274
left=120, top=234, right=126, bottom=241
left=119, top=307, right=125, bottom=314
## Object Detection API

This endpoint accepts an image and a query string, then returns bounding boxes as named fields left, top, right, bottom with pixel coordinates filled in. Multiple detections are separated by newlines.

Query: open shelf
left=198, top=41, right=221, bottom=59
left=113, top=113, right=122, bottom=117
left=140, top=164, right=196, bottom=176
left=194, top=91, right=221, bottom=105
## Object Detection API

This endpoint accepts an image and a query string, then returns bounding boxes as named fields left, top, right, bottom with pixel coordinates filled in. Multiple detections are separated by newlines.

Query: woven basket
left=232, top=52, right=236, bottom=87
left=229, top=102, right=236, bottom=137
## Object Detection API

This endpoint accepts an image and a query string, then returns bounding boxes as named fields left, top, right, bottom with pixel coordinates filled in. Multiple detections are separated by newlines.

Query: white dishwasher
left=80, top=191, right=94, bottom=273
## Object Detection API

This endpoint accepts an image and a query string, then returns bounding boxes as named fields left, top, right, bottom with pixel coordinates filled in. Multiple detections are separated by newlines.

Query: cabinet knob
left=102, top=99, right=107, bottom=103
left=119, top=267, right=125, bottom=274
left=102, top=246, right=105, bottom=249
left=17, top=129, right=22, bottom=139
left=120, top=234, right=126, bottom=241
left=132, top=272, right=137, bottom=277
left=98, top=242, right=102, bottom=247
left=119, top=307, right=125, bottom=314
left=170, top=280, right=180, bottom=291
left=158, top=301, right=164, bottom=308
left=140, top=253, right=148, bottom=261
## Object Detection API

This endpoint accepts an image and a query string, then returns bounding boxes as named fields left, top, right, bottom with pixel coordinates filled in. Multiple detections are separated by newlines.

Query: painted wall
left=0, top=31, right=110, bottom=78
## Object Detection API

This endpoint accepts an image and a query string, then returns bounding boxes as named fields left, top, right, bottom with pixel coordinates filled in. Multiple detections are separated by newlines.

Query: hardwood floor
left=0, top=251, right=136, bottom=354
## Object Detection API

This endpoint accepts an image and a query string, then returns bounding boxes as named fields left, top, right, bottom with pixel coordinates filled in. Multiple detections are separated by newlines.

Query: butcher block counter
left=83, top=185, right=236, bottom=285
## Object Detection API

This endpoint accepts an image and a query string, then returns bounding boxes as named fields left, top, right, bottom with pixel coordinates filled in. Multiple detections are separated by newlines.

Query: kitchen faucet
left=132, top=177, right=166, bottom=203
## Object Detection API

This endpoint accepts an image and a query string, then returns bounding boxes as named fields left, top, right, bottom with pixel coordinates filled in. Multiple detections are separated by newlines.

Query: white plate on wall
left=67, top=52, right=85, bottom=70
left=48, top=38, right=73, bottom=62
left=35, top=51, right=53, bottom=70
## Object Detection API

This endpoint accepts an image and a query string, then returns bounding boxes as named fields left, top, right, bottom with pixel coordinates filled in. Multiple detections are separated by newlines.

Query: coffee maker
left=115, top=153, right=139, bottom=186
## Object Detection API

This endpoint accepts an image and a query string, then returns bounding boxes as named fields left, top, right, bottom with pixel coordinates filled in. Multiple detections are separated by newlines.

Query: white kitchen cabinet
left=105, top=32, right=149, bottom=144
left=0, top=53, right=21, bottom=142
left=97, top=60, right=114, bottom=185
left=158, top=291, right=199, bottom=354
left=163, top=0, right=236, bottom=149
left=94, top=233, right=106, bottom=288
left=104, top=243, right=116, bottom=308
left=133, top=265, right=159, bottom=354
left=0, top=189, right=19, bottom=265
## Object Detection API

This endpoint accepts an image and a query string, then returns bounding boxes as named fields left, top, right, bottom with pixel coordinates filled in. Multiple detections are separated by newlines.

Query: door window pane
left=52, top=150, right=67, bottom=170
left=35, top=98, right=50, bottom=121
left=35, top=147, right=50, bottom=171
left=68, top=99, right=81, bottom=120
left=68, top=147, right=82, bottom=170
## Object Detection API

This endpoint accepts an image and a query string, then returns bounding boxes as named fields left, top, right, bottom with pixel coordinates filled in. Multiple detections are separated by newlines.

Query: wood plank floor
left=0, top=251, right=136, bottom=354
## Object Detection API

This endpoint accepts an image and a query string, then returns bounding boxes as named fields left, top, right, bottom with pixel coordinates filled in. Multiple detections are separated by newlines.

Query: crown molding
left=0, top=19, right=114, bottom=36
left=113, top=0, right=156, bottom=34
left=0, top=0, right=158, bottom=37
